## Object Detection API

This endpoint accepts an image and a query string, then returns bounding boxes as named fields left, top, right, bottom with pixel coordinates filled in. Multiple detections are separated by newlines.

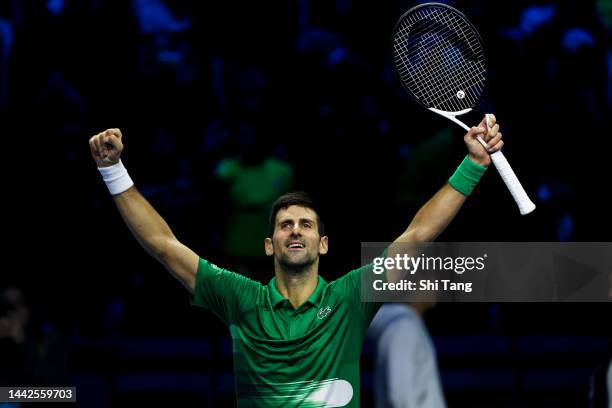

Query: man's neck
left=274, top=264, right=319, bottom=309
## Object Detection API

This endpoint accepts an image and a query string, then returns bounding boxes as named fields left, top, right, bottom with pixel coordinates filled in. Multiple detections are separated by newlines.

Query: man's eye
left=303, top=223, right=312, bottom=229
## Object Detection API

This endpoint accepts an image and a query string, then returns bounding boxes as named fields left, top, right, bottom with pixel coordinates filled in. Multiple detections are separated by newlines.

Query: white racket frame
left=430, top=107, right=536, bottom=215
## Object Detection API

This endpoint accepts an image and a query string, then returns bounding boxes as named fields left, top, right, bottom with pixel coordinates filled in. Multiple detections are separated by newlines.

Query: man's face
left=265, top=205, right=328, bottom=269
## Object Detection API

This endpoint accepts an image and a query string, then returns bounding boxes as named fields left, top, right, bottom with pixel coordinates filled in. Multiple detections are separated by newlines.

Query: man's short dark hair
left=268, top=191, right=325, bottom=236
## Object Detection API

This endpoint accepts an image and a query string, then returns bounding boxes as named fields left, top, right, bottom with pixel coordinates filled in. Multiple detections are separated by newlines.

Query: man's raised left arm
left=394, top=114, right=503, bottom=244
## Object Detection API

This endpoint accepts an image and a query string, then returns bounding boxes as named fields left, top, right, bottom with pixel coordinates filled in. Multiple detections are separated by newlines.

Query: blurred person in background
left=368, top=302, right=446, bottom=408
left=0, top=286, right=68, bottom=386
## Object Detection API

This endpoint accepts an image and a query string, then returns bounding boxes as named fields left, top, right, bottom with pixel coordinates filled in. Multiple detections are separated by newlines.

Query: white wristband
left=98, top=160, right=134, bottom=195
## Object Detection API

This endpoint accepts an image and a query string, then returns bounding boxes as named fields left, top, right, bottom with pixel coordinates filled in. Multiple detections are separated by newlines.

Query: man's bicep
left=160, top=239, right=200, bottom=293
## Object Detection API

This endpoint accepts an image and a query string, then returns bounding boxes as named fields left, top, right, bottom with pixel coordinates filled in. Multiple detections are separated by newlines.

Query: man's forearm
left=90, top=129, right=199, bottom=292
left=113, top=186, right=176, bottom=259
left=397, top=183, right=466, bottom=243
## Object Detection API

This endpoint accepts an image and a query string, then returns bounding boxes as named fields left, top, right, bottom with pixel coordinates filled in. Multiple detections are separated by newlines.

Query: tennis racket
left=392, top=2, right=536, bottom=215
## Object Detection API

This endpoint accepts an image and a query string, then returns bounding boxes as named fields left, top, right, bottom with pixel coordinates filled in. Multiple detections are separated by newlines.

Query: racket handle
left=489, top=150, right=536, bottom=215
left=430, top=109, right=536, bottom=215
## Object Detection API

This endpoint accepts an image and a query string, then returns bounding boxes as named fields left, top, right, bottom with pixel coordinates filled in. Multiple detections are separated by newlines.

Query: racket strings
left=396, top=22, right=483, bottom=109
left=393, top=7, right=486, bottom=112
left=397, top=15, right=482, bottom=109
left=396, top=9, right=484, bottom=96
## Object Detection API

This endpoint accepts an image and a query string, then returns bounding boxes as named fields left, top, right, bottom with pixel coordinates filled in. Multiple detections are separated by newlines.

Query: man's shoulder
left=323, top=265, right=374, bottom=300
left=195, top=258, right=266, bottom=297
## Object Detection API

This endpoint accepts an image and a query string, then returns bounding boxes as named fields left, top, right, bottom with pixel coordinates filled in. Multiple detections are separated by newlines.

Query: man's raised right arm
left=89, top=129, right=199, bottom=293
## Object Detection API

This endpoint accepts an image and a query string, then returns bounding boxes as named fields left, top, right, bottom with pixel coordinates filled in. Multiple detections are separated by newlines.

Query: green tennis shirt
left=190, top=258, right=381, bottom=407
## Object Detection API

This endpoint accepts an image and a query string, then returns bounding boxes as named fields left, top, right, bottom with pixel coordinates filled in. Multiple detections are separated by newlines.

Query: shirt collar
left=268, top=275, right=328, bottom=309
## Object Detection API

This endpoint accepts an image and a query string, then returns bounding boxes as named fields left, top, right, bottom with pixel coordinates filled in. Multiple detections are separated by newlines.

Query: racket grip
left=490, top=151, right=536, bottom=215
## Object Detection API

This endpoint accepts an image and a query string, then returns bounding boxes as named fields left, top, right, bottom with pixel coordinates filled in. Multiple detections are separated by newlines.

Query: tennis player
left=89, top=115, right=502, bottom=407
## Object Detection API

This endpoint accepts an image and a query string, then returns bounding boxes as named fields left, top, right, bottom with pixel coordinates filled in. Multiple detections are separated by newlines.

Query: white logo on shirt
left=306, top=378, right=353, bottom=407
left=270, top=378, right=353, bottom=407
left=317, top=306, right=332, bottom=320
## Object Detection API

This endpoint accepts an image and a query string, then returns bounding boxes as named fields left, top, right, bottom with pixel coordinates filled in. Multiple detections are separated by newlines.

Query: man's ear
left=319, top=236, right=329, bottom=255
left=264, top=238, right=274, bottom=256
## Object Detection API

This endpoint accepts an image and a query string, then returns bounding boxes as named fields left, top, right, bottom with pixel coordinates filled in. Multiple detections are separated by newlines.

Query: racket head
left=392, top=2, right=488, bottom=114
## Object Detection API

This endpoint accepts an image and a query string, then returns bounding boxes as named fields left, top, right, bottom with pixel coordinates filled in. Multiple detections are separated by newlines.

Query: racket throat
left=428, top=107, right=472, bottom=132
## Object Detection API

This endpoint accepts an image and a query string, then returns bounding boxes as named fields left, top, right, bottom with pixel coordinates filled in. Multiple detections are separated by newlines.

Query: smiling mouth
left=287, top=242, right=305, bottom=251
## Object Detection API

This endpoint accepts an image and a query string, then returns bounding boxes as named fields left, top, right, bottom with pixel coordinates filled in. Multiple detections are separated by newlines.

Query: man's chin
left=279, top=255, right=315, bottom=269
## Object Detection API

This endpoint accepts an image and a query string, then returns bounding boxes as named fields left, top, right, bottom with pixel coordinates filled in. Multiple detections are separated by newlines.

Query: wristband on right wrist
left=98, top=160, right=134, bottom=195
left=448, top=155, right=488, bottom=196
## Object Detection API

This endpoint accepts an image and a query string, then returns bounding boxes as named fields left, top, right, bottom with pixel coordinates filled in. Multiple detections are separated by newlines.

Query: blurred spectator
left=0, top=287, right=68, bottom=386
left=589, top=357, right=612, bottom=407
left=396, top=128, right=457, bottom=210
left=368, top=303, right=446, bottom=408
left=215, top=123, right=294, bottom=261
left=132, top=0, right=190, bottom=35
left=0, top=0, right=21, bottom=106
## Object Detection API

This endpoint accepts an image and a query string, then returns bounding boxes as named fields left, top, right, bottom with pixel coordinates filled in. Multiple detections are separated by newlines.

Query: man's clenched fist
left=89, top=128, right=124, bottom=167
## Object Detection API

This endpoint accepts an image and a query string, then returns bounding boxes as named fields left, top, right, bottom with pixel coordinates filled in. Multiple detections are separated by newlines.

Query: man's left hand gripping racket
left=392, top=2, right=536, bottom=215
